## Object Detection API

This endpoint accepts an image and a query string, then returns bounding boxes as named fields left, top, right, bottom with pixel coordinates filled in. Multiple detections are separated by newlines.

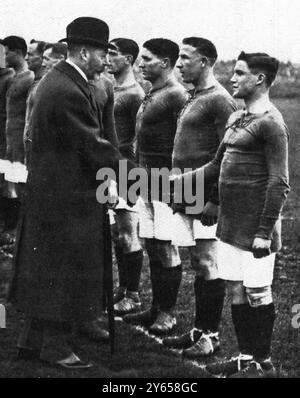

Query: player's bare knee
left=246, top=286, right=273, bottom=307
left=157, top=244, right=181, bottom=269
left=118, top=232, right=133, bottom=252
left=226, top=281, right=246, bottom=304
left=190, top=251, right=215, bottom=273
left=190, top=252, right=199, bottom=271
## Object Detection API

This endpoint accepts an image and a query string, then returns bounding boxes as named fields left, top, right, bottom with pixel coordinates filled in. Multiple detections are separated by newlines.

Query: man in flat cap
left=9, top=17, right=132, bottom=369
left=176, top=52, right=289, bottom=377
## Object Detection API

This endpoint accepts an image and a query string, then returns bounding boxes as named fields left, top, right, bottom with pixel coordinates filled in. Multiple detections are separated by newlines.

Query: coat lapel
left=54, top=61, right=97, bottom=110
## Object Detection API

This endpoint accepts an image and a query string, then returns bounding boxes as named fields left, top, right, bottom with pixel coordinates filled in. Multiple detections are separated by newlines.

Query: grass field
left=0, top=98, right=299, bottom=378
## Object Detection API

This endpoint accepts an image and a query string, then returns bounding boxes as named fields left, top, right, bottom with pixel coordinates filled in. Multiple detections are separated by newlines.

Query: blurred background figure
left=26, top=39, right=46, bottom=78
left=24, top=39, right=48, bottom=164
left=0, top=36, right=33, bottom=251
left=23, top=41, right=68, bottom=165
left=42, top=42, right=67, bottom=72
left=0, top=44, right=14, bottom=246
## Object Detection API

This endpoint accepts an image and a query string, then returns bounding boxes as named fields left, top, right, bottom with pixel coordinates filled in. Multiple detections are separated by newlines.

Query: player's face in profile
left=107, top=44, right=128, bottom=75
left=177, top=44, right=203, bottom=84
left=26, top=43, right=43, bottom=72
left=139, top=48, right=163, bottom=82
left=42, top=48, right=61, bottom=72
left=84, top=47, right=108, bottom=80
left=231, top=60, right=259, bottom=99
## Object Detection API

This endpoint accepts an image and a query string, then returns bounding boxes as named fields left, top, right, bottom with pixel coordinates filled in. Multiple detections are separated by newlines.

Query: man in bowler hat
left=9, top=17, right=131, bottom=369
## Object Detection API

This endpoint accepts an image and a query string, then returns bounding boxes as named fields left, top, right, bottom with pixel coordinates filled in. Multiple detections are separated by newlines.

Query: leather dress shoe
left=55, top=353, right=93, bottom=369
left=40, top=352, right=93, bottom=370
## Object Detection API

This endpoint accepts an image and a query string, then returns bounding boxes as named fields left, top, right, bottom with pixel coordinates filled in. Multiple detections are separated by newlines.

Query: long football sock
left=194, top=275, right=205, bottom=330
left=159, top=265, right=182, bottom=313
left=149, top=259, right=161, bottom=309
left=125, top=249, right=144, bottom=293
left=115, top=245, right=128, bottom=289
left=251, top=303, right=276, bottom=362
left=231, top=303, right=254, bottom=356
left=201, top=278, right=225, bottom=333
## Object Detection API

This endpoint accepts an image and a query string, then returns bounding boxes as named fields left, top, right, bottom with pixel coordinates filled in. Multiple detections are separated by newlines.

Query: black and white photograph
left=0, top=0, right=299, bottom=380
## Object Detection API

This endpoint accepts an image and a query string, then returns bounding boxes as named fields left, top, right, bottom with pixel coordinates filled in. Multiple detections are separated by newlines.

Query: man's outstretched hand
left=107, top=179, right=119, bottom=210
left=200, top=201, right=219, bottom=226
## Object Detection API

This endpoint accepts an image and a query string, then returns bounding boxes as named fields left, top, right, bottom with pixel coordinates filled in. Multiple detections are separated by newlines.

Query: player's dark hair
left=182, top=37, right=218, bottom=65
left=110, top=38, right=139, bottom=64
left=238, top=51, right=279, bottom=87
left=143, top=38, right=179, bottom=68
left=44, top=42, right=68, bottom=59
left=30, top=39, right=47, bottom=55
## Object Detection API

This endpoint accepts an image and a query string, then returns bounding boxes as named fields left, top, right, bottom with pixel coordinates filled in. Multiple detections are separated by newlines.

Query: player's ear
left=125, top=54, right=133, bottom=65
left=160, top=57, right=170, bottom=69
left=201, top=56, right=209, bottom=67
left=256, top=72, right=266, bottom=86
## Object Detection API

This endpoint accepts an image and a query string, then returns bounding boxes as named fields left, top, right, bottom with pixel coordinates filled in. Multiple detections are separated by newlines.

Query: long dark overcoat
left=9, top=61, right=124, bottom=323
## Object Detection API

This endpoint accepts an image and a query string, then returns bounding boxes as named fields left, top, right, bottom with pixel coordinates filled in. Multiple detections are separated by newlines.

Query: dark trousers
left=18, top=317, right=73, bottom=362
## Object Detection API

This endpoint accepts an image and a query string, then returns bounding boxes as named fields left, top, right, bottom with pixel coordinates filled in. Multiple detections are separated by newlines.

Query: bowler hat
left=59, top=17, right=110, bottom=49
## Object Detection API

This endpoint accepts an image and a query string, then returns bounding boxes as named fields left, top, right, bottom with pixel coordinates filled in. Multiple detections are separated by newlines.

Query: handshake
left=104, top=167, right=219, bottom=227
left=168, top=171, right=219, bottom=227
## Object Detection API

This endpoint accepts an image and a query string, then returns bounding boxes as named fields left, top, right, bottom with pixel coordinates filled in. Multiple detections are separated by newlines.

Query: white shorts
left=136, top=197, right=177, bottom=241
left=217, top=241, right=276, bottom=288
left=108, top=196, right=138, bottom=225
left=115, top=196, right=138, bottom=212
left=172, top=212, right=217, bottom=246
left=0, top=160, right=28, bottom=183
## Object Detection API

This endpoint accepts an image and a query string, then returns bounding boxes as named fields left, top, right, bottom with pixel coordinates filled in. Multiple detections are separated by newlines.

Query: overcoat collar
left=54, top=60, right=98, bottom=110
left=54, top=61, right=89, bottom=95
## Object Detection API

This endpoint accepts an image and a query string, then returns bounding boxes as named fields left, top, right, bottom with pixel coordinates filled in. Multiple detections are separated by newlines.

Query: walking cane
left=103, top=206, right=115, bottom=355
